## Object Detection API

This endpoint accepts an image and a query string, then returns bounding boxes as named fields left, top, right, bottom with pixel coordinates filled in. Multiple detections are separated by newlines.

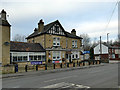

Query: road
left=2, top=63, right=119, bottom=88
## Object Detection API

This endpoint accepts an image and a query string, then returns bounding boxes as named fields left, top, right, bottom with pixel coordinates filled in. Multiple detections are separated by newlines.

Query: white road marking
left=12, top=86, right=20, bottom=88
left=42, top=82, right=66, bottom=88
left=42, top=82, right=91, bottom=88
left=44, top=75, right=77, bottom=83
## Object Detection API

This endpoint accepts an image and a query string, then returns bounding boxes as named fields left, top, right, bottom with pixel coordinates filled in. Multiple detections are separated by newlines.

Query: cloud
left=74, top=20, right=118, bottom=40
left=0, top=0, right=118, bottom=41
left=1, top=0, right=117, bottom=3
left=1, top=0, right=117, bottom=22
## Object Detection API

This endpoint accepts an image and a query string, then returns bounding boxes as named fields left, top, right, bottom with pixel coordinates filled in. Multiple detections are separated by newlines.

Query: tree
left=13, top=34, right=26, bottom=42
left=80, top=34, right=91, bottom=50
left=90, top=47, right=94, bottom=60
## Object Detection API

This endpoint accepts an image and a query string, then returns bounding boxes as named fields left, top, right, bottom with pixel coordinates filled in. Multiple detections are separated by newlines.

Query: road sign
left=83, top=51, right=90, bottom=54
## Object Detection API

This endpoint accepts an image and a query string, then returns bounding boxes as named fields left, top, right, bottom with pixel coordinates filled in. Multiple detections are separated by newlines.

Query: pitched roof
left=26, top=20, right=82, bottom=39
left=0, top=18, right=11, bottom=26
left=10, top=41, right=45, bottom=52
left=93, top=43, right=120, bottom=49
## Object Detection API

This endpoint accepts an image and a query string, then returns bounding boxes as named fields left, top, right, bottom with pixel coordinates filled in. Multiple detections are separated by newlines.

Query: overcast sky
left=0, top=0, right=118, bottom=42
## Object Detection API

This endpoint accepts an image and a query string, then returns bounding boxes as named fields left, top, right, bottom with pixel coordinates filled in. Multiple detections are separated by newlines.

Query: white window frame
left=119, top=54, right=120, bottom=58
left=72, top=51, right=79, bottom=59
left=72, top=40, right=77, bottom=48
left=11, top=52, right=45, bottom=62
left=53, top=37, right=60, bottom=46
left=112, top=54, right=115, bottom=59
left=66, top=39, right=68, bottom=48
left=52, top=51, right=61, bottom=60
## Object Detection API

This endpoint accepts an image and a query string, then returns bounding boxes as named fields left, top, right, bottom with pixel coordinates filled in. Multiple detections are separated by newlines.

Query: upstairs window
left=66, top=39, right=68, bottom=48
left=53, top=37, right=60, bottom=46
left=72, top=40, right=77, bottom=48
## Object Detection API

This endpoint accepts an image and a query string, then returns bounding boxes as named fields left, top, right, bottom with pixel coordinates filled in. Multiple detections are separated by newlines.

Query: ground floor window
left=112, top=54, right=115, bottom=59
left=52, top=51, right=61, bottom=60
left=119, top=54, right=120, bottom=58
left=11, top=52, right=45, bottom=62
left=72, top=51, right=79, bottom=59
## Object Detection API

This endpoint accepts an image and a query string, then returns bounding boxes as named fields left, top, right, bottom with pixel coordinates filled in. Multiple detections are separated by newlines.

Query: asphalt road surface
left=2, top=63, right=119, bottom=88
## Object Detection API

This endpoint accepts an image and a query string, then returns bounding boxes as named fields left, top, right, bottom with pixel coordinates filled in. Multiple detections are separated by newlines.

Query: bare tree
left=80, top=34, right=91, bottom=50
left=13, top=34, right=26, bottom=42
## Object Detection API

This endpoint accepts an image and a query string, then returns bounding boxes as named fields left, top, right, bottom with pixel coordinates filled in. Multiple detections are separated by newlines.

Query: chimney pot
left=38, top=19, right=44, bottom=32
left=71, top=29, right=76, bottom=35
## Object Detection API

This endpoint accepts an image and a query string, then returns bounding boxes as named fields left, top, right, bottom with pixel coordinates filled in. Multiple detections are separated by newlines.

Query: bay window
left=52, top=51, right=61, bottom=60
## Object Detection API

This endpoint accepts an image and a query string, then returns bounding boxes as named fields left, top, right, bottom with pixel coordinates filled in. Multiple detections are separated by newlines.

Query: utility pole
left=107, top=33, right=109, bottom=61
left=100, top=36, right=102, bottom=60
left=107, top=33, right=109, bottom=44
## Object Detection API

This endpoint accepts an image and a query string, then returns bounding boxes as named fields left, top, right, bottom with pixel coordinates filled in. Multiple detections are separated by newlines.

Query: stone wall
left=1, top=25, right=10, bottom=66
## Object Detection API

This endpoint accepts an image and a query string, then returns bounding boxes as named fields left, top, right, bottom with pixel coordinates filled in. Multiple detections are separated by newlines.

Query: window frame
left=53, top=37, right=60, bottom=46
left=52, top=51, right=61, bottom=60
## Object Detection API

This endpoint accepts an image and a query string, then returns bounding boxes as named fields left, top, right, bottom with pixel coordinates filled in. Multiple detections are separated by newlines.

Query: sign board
left=31, top=61, right=42, bottom=65
left=52, top=61, right=62, bottom=64
left=83, top=51, right=90, bottom=54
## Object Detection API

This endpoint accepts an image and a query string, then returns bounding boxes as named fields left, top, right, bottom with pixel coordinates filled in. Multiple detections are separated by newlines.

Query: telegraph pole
left=107, top=33, right=109, bottom=44
left=100, top=36, right=102, bottom=60
left=107, top=33, right=109, bottom=61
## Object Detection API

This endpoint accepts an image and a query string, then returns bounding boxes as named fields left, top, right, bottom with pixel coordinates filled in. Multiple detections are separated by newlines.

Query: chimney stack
left=38, top=19, right=44, bottom=33
left=71, top=29, right=76, bottom=35
left=1, top=9, right=7, bottom=20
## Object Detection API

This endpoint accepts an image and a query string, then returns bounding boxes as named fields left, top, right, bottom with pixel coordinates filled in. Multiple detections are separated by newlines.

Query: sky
left=0, top=0, right=119, bottom=43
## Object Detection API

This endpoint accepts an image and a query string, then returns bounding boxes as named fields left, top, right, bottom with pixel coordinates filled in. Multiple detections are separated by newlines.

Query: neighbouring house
left=94, top=43, right=120, bottom=61
left=26, top=19, right=83, bottom=63
left=109, top=45, right=120, bottom=60
left=0, top=9, right=83, bottom=66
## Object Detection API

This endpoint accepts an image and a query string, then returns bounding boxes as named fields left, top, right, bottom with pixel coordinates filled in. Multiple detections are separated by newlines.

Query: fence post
left=45, top=64, right=47, bottom=70
left=89, top=61, right=90, bottom=65
left=77, top=61, right=78, bottom=65
left=93, top=61, right=94, bottom=65
left=96, top=61, right=97, bottom=64
left=99, top=60, right=101, bottom=64
left=73, top=62, right=75, bottom=67
left=14, top=65, right=16, bottom=73
left=83, top=61, right=85, bottom=66
left=14, top=64, right=18, bottom=73
left=25, top=65, right=28, bottom=72
left=60, top=63, right=62, bottom=68
left=36, top=65, right=38, bottom=71
left=67, top=63, right=69, bottom=67
left=53, top=63, right=55, bottom=69
left=79, top=62, right=80, bottom=66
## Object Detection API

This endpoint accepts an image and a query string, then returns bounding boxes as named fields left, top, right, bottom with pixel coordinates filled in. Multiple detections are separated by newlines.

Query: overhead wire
left=98, top=0, right=119, bottom=42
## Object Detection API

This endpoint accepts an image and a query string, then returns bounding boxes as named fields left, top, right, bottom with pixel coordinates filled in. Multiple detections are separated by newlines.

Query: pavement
left=2, top=63, right=105, bottom=79
left=2, top=63, right=119, bottom=88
